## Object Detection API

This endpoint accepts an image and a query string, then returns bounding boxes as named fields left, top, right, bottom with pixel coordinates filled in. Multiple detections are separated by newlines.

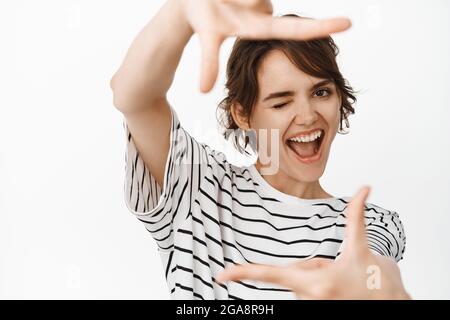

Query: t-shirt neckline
left=248, top=164, right=339, bottom=205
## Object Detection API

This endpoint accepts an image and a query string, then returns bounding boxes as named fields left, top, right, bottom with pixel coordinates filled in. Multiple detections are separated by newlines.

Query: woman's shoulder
left=202, top=144, right=252, bottom=172
left=335, top=197, right=396, bottom=215
left=337, top=197, right=406, bottom=261
left=364, top=201, right=400, bottom=220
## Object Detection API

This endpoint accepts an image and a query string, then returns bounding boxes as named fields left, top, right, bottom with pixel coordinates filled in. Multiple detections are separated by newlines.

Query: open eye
left=314, top=88, right=331, bottom=98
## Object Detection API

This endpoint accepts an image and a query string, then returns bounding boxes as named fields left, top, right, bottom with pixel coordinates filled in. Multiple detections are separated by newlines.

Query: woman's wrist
left=170, top=0, right=194, bottom=39
left=368, top=286, right=411, bottom=300
left=396, top=290, right=412, bottom=300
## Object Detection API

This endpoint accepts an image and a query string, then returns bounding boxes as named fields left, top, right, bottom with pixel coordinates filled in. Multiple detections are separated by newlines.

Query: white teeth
left=288, top=130, right=322, bottom=143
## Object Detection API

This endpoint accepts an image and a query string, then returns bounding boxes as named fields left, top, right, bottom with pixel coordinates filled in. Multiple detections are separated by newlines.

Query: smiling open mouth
left=286, top=129, right=325, bottom=160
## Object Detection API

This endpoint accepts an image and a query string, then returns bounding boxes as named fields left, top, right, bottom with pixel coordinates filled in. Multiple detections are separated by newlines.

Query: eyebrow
left=262, top=80, right=333, bottom=102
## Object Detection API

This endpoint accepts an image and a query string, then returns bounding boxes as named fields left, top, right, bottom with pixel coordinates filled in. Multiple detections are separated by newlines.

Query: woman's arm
left=110, top=0, right=192, bottom=113
left=110, top=0, right=193, bottom=187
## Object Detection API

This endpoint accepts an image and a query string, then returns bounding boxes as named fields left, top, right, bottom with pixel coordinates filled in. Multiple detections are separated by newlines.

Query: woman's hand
left=217, top=186, right=411, bottom=299
left=180, top=0, right=351, bottom=93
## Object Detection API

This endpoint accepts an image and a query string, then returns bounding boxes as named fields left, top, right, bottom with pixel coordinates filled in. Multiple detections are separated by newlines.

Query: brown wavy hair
left=216, top=14, right=356, bottom=156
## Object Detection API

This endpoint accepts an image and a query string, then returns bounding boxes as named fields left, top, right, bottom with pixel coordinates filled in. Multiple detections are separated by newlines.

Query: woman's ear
left=230, top=103, right=250, bottom=130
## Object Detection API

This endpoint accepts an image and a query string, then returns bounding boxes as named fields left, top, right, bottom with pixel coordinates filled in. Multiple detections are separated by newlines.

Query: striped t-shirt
left=122, top=105, right=406, bottom=300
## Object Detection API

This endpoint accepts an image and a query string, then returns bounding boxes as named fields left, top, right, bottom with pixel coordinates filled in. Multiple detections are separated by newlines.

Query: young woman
left=111, top=0, right=409, bottom=299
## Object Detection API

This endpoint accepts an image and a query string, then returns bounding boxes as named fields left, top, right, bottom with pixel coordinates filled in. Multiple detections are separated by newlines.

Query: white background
left=0, top=0, right=449, bottom=299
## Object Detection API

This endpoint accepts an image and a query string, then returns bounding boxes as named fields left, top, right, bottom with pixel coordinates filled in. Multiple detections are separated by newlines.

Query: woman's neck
left=255, top=160, right=332, bottom=200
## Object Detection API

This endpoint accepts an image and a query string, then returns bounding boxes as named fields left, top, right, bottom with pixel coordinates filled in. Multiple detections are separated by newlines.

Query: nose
left=293, top=99, right=318, bottom=127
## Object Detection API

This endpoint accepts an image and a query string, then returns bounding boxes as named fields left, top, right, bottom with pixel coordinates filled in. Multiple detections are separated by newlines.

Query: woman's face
left=245, top=49, right=341, bottom=183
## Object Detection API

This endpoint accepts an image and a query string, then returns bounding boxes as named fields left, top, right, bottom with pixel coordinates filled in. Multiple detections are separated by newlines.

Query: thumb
left=199, top=34, right=222, bottom=93
left=344, top=186, right=371, bottom=255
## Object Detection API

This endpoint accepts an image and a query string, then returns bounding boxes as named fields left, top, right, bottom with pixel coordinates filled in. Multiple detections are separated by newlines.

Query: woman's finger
left=216, top=264, right=290, bottom=285
left=216, top=263, right=320, bottom=295
left=290, top=257, right=333, bottom=270
left=220, top=0, right=259, bottom=5
left=217, top=263, right=330, bottom=298
left=243, top=15, right=351, bottom=40
left=199, top=34, right=223, bottom=93
left=343, top=186, right=371, bottom=255
left=220, top=0, right=273, bottom=13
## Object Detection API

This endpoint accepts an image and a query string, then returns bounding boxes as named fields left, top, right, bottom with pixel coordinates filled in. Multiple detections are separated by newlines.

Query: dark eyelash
left=272, top=89, right=332, bottom=109
left=272, top=103, right=288, bottom=109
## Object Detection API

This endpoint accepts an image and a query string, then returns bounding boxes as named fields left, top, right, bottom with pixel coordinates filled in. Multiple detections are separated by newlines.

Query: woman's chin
left=282, top=161, right=325, bottom=183
left=283, top=153, right=326, bottom=181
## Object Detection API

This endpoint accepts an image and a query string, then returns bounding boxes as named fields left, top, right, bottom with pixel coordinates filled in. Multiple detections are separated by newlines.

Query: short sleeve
left=365, top=209, right=406, bottom=262
left=122, top=104, right=208, bottom=252
left=335, top=204, right=406, bottom=263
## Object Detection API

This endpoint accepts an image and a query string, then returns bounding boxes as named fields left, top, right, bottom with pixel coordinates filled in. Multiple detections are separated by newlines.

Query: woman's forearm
left=111, top=0, right=193, bottom=113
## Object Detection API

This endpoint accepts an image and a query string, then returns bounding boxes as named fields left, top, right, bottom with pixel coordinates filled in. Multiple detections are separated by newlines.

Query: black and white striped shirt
left=122, top=105, right=406, bottom=300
